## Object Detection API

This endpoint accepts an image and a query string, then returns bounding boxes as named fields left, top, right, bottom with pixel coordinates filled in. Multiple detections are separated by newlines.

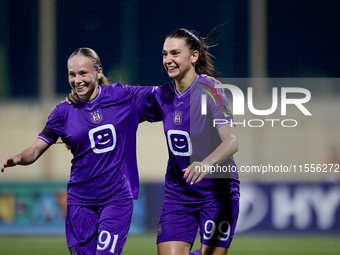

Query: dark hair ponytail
left=166, top=28, right=216, bottom=76
left=68, top=47, right=110, bottom=85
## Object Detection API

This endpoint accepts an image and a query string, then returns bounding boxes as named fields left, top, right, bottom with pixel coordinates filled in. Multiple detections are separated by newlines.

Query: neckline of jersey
left=173, top=74, right=199, bottom=98
left=78, top=85, right=102, bottom=105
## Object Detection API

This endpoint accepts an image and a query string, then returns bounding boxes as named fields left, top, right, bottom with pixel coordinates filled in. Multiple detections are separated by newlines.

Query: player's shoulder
left=100, top=83, right=129, bottom=99
left=195, top=75, right=225, bottom=95
left=102, top=83, right=124, bottom=92
left=55, top=100, right=71, bottom=111
left=195, top=75, right=217, bottom=87
left=53, top=100, right=81, bottom=119
left=155, top=80, right=176, bottom=95
left=106, top=82, right=149, bottom=94
left=154, top=81, right=176, bottom=100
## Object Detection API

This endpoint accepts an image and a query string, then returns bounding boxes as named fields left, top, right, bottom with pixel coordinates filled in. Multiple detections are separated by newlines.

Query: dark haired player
left=143, top=28, right=240, bottom=255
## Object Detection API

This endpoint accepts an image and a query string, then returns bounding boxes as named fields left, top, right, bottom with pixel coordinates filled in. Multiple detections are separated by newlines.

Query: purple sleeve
left=38, top=106, right=63, bottom=144
left=121, top=85, right=156, bottom=111
left=141, top=91, right=163, bottom=122
left=209, top=87, right=234, bottom=129
left=38, top=133, right=55, bottom=145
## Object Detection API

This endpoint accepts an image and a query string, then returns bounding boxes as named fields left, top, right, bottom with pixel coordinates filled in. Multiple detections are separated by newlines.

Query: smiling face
left=94, top=128, right=113, bottom=148
left=89, top=124, right=116, bottom=154
left=167, top=130, right=192, bottom=156
left=68, top=55, right=102, bottom=101
left=162, top=38, right=198, bottom=81
left=173, top=136, right=187, bottom=150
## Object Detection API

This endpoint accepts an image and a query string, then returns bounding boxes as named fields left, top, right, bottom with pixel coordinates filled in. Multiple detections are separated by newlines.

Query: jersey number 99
left=203, top=220, right=230, bottom=241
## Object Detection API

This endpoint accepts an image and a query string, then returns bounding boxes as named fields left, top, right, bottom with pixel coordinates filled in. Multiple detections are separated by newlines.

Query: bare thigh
left=158, top=241, right=191, bottom=255
left=200, top=244, right=228, bottom=255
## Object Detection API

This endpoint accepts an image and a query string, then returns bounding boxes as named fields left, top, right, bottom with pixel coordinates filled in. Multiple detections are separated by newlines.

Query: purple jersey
left=38, top=83, right=154, bottom=205
left=143, top=75, right=239, bottom=202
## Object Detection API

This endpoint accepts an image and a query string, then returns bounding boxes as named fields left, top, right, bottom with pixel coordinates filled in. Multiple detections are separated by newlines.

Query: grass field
left=0, top=233, right=340, bottom=254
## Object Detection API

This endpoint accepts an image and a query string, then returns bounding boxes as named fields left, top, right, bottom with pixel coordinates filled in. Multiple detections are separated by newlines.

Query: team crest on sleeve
left=89, top=109, right=104, bottom=123
left=221, top=105, right=231, bottom=118
left=173, top=111, right=183, bottom=125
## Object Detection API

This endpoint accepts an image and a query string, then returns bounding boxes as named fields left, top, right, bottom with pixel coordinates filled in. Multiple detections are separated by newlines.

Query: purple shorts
left=65, top=199, right=133, bottom=255
left=157, top=190, right=239, bottom=248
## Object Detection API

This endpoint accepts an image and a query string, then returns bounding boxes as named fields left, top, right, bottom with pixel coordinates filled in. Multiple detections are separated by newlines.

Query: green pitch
left=0, top=234, right=339, bottom=254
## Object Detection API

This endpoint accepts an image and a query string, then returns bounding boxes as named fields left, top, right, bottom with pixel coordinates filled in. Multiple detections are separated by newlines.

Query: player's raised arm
left=1, top=139, right=51, bottom=172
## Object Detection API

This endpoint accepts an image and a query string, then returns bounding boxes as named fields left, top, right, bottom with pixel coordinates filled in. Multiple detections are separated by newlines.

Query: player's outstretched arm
left=183, top=124, right=238, bottom=184
left=1, top=139, right=51, bottom=172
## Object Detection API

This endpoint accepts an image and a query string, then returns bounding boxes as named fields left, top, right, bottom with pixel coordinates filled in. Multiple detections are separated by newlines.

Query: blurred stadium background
left=0, top=0, right=340, bottom=254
